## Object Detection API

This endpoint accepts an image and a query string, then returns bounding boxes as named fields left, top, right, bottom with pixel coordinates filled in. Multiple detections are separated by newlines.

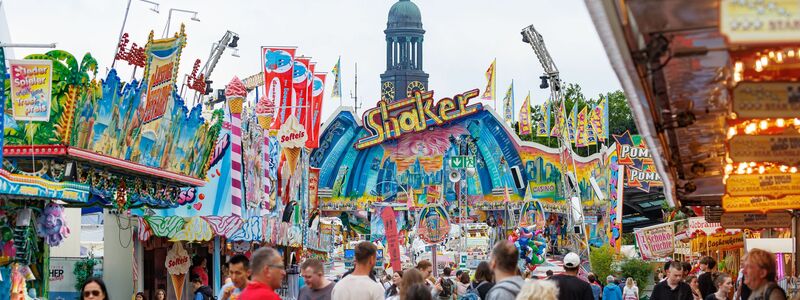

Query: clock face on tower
left=406, top=81, right=425, bottom=98
left=382, top=81, right=395, bottom=101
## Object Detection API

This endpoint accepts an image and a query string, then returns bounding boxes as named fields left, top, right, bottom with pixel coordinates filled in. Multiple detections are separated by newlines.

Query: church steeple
left=380, top=0, right=429, bottom=103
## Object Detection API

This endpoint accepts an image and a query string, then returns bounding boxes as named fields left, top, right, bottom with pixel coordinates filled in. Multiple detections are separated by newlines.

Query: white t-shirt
left=623, top=286, right=639, bottom=299
left=331, top=275, right=385, bottom=300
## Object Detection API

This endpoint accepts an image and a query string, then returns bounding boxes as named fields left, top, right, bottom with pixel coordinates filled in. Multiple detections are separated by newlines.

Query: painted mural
left=311, top=97, right=614, bottom=222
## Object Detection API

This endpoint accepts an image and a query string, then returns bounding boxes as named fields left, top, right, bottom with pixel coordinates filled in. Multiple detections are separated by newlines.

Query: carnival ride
left=521, top=25, right=590, bottom=260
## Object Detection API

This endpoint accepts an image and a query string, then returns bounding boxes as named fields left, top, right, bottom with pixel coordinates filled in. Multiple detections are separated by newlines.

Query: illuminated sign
left=722, top=194, right=800, bottom=212
left=726, top=173, right=800, bottom=197
left=720, top=211, right=793, bottom=229
left=355, top=89, right=482, bottom=150
left=732, top=82, right=800, bottom=119
left=720, top=0, right=800, bottom=45
left=728, top=133, right=800, bottom=165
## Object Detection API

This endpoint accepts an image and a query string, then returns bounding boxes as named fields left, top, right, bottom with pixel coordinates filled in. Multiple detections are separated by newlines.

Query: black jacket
left=195, top=286, right=214, bottom=300
left=698, top=272, right=717, bottom=299
left=650, top=280, right=693, bottom=300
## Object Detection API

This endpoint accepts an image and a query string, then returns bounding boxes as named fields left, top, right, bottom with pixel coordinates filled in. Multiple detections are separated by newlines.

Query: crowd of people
left=76, top=241, right=795, bottom=300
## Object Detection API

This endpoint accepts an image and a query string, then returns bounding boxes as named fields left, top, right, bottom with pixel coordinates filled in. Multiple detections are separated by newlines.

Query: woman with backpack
left=457, top=272, right=471, bottom=297
left=464, top=262, right=494, bottom=300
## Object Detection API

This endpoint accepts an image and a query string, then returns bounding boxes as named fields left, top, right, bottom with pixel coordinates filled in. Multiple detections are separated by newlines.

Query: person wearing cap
left=548, top=252, right=594, bottom=300
left=603, top=275, right=622, bottom=300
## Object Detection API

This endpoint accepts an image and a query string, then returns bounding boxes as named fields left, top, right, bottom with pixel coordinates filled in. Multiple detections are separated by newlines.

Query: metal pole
left=213, top=237, right=221, bottom=295
left=112, top=0, right=133, bottom=70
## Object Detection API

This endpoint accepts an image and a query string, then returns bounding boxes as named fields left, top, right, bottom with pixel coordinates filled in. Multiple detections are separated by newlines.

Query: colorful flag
left=331, top=56, right=341, bottom=102
left=303, top=62, right=316, bottom=128
left=502, top=81, right=514, bottom=125
left=536, top=102, right=549, bottom=137
left=293, top=57, right=311, bottom=127
left=550, top=103, right=563, bottom=137
left=590, top=97, right=609, bottom=142
left=262, top=46, right=297, bottom=130
left=481, top=59, right=496, bottom=102
left=519, top=92, right=532, bottom=135
left=306, top=73, right=326, bottom=149
left=586, top=119, right=597, bottom=146
left=576, top=106, right=588, bottom=147
left=567, top=104, right=577, bottom=144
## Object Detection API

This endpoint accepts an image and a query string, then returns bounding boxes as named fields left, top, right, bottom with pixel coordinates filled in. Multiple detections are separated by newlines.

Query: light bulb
left=761, top=56, right=769, bottom=67
left=725, top=164, right=734, bottom=174
left=750, top=162, right=757, bottom=167
left=769, top=51, right=775, bottom=58
left=758, top=166, right=765, bottom=174
left=759, top=120, right=768, bottom=130
left=780, top=165, right=789, bottom=172
left=776, top=52, right=784, bottom=63
left=794, top=118, right=800, bottom=126
left=745, top=123, right=757, bottom=134
left=776, top=118, right=785, bottom=127
left=734, top=61, right=744, bottom=72
left=727, top=127, right=738, bottom=139
left=747, top=167, right=753, bottom=174
left=792, top=167, right=798, bottom=173
left=789, top=50, right=796, bottom=58
left=755, top=60, right=764, bottom=72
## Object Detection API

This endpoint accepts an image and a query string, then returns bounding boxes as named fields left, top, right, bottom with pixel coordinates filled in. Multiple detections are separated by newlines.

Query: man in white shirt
left=331, top=241, right=385, bottom=300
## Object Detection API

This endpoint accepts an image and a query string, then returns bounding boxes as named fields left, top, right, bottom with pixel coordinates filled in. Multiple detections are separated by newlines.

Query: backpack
left=762, top=282, right=786, bottom=300
left=440, top=278, right=455, bottom=299
left=460, top=281, right=488, bottom=300
left=196, top=286, right=215, bottom=300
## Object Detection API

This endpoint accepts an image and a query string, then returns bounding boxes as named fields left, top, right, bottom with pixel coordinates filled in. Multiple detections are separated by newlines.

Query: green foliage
left=619, top=258, right=654, bottom=290
left=73, top=256, right=99, bottom=291
left=621, top=232, right=636, bottom=245
left=589, top=244, right=615, bottom=282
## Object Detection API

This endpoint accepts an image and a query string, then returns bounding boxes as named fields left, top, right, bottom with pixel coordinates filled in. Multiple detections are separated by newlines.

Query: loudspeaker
left=573, top=225, right=583, bottom=235
left=510, top=166, right=525, bottom=190
left=448, top=170, right=462, bottom=183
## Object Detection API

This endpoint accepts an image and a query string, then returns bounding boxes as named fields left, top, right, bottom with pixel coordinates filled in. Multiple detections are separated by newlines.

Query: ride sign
left=355, top=89, right=483, bottom=150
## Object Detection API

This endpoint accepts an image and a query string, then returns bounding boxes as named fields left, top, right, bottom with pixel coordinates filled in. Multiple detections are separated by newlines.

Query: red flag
left=262, top=46, right=297, bottom=130
left=292, top=57, right=311, bottom=127
left=305, top=73, right=326, bottom=148
left=301, top=62, right=316, bottom=129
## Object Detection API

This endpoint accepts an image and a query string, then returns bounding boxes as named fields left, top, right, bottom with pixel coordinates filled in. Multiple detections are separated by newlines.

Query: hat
left=564, top=252, right=581, bottom=268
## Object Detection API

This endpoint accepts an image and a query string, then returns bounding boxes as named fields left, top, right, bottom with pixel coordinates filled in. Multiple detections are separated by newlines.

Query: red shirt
left=238, top=281, right=281, bottom=300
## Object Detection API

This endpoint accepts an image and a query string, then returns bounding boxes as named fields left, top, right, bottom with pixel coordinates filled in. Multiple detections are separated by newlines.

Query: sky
left=2, top=0, right=621, bottom=123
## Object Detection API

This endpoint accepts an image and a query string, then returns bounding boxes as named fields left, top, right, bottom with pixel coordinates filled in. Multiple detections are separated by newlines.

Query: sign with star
left=613, top=131, right=663, bottom=192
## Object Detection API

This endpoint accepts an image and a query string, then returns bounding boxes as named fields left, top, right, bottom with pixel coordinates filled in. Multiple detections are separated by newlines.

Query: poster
left=140, top=31, right=186, bottom=124
left=634, top=223, right=674, bottom=260
left=8, top=59, right=52, bottom=121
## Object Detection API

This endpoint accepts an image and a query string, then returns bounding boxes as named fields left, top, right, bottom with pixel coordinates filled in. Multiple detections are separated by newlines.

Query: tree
left=604, top=90, right=637, bottom=136
left=589, top=244, right=615, bottom=282
left=619, top=258, right=654, bottom=290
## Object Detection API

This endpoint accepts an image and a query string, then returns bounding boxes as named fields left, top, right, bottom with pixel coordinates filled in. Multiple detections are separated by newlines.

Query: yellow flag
left=481, top=59, right=496, bottom=101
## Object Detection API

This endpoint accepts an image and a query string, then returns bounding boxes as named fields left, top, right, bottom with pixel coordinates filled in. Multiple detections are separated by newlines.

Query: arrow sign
left=450, top=157, right=464, bottom=168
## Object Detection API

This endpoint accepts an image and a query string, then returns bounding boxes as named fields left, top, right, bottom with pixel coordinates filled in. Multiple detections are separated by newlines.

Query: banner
left=9, top=59, right=52, bottom=121
left=331, top=56, right=341, bottom=102
left=705, top=232, right=744, bottom=252
left=536, top=102, right=549, bottom=137
left=576, top=106, right=588, bottom=147
left=141, top=32, right=186, bottom=124
left=519, top=92, right=532, bottom=135
left=590, top=98, right=609, bottom=142
left=381, top=207, right=402, bottom=272
left=550, top=103, right=564, bottom=137
left=262, top=46, right=297, bottom=130
left=586, top=113, right=597, bottom=146
left=566, top=104, right=577, bottom=144
left=309, top=167, right=320, bottom=210
left=292, top=57, right=310, bottom=129
left=503, top=81, right=514, bottom=124
left=306, top=73, right=326, bottom=148
left=481, top=59, right=495, bottom=102
left=634, top=223, right=674, bottom=260
left=613, top=131, right=663, bottom=192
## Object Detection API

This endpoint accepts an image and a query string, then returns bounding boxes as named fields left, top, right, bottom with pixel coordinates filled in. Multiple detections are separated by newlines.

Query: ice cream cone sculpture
left=255, top=96, right=275, bottom=130
left=165, top=242, right=191, bottom=300
left=276, top=115, right=307, bottom=177
left=283, top=147, right=301, bottom=176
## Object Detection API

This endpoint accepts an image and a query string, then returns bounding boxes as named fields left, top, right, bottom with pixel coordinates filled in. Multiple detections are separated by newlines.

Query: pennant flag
left=590, top=98, right=606, bottom=142
left=535, top=102, right=549, bottom=137
left=331, top=56, right=342, bottom=102
left=519, top=92, right=532, bottom=135
left=602, top=96, right=609, bottom=142
left=567, top=104, right=577, bottom=144
left=481, top=59, right=496, bottom=102
left=292, top=57, right=311, bottom=126
left=550, top=102, right=565, bottom=137
left=576, top=106, right=588, bottom=147
left=586, top=116, right=598, bottom=146
left=503, top=81, right=514, bottom=124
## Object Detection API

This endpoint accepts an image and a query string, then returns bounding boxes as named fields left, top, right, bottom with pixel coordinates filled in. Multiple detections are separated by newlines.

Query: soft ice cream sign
left=9, top=59, right=52, bottom=121
left=165, top=242, right=191, bottom=300
left=278, top=115, right=307, bottom=148
left=355, top=89, right=483, bottom=150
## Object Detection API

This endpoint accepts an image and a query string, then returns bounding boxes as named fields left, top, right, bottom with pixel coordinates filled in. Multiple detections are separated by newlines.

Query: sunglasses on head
left=84, top=291, right=102, bottom=297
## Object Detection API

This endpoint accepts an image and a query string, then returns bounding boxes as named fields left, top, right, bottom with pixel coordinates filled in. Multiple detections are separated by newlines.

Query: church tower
left=380, top=0, right=429, bottom=102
